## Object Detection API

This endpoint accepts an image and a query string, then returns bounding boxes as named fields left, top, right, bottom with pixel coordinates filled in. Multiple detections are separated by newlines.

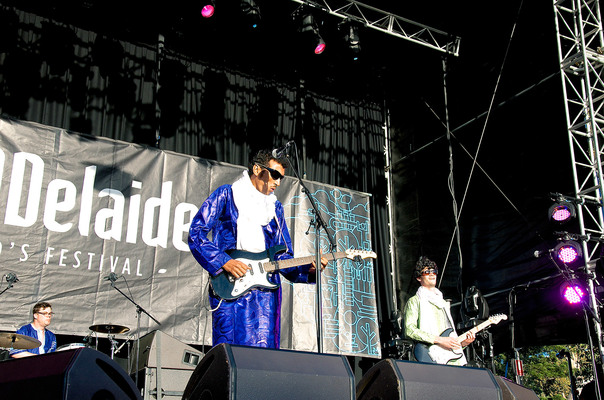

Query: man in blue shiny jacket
left=189, top=150, right=326, bottom=349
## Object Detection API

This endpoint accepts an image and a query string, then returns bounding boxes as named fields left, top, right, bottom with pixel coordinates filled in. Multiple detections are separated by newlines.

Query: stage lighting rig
left=548, top=192, right=602, bottom=225
left=295, top=11, right=326, bottom=54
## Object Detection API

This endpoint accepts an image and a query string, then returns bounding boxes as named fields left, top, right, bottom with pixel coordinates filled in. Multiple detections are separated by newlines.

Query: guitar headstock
left=488, top=314, right=508, bottom=325
left=344, top=249, right=377, bottom=261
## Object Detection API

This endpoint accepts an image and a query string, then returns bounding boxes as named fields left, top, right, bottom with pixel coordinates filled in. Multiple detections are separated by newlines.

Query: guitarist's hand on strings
left=460, top=331, right=476, bottom=347
left=222, top=259, right=251, bottom=279
left=434, top=330, right=476, bottom=351
left=434, top=335, right=462, bottom=351
left=309, top=256, right=329, bottom=274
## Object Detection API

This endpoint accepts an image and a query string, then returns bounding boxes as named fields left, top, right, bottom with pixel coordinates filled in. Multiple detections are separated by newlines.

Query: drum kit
left=0, top=324, right=132, bottom=360
left=59, top=324, right=131, bottom=360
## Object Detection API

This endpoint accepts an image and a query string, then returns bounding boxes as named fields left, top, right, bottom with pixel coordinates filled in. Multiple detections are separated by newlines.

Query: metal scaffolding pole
left=552, top=0, right=604, bottom=368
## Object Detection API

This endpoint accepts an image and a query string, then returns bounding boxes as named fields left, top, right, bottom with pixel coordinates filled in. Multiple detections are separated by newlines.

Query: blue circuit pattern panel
left=284, top=187, right=381, bottom=357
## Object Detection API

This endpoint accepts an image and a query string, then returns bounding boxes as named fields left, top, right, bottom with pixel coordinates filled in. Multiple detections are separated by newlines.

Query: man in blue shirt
left=11, top=301, right=57, bottom=358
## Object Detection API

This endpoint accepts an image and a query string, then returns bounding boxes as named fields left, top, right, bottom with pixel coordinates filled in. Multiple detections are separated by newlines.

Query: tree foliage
left=494, top=344, right=594, bottom=400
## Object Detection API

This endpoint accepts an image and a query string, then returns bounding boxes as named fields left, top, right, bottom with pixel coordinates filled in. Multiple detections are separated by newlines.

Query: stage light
left=201, top=1, right=215, bottom=18
left=561, top=283, right=585, bottom=304
left=298, top=14, right=326, bottom=55
left=555, top=240, right=583, bottom=265
left=240, top=0, right=261, bottom=29
left=340, top=20, right=361, bottom=61
left=549, top=201, right=576, bottom=224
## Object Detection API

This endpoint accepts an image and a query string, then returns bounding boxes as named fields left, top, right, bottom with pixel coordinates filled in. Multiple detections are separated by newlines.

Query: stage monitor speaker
left=356, top=359, right=502, bottom=400
left=0, top=347, right=141, bottom=399
left=131, top=330, right=203, bottom=372
left=182, top=343, right=355, bottom=400
left=495, top=375, right=539, bottom=400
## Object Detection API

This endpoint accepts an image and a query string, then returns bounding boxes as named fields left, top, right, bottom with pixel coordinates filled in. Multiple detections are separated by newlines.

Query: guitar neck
left=458, top=320, right=493, bottom=342
left=265, top=251, right=346, bottom=272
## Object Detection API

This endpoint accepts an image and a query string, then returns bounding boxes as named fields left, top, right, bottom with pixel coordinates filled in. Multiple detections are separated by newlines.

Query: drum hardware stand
left=107, top=334, right=119, bottom=360
left=108, top=277, right=161, bottom=388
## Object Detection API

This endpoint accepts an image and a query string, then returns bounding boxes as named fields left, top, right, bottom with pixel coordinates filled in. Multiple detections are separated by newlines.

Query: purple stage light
left=548, top=202, right=576, bottom=224
left=556, top=243, right=580, bottom=264
left=562, top=285, right=584, bottom=304
left=551, top=205, right=572, bottom=222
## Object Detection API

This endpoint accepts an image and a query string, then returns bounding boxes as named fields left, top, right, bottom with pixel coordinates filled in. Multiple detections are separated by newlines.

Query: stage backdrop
left=0, top=117, right=380, bottom=358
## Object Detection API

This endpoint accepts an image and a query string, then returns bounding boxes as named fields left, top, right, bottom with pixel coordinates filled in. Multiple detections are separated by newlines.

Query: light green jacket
left=404, top=293, right=466, bottom=366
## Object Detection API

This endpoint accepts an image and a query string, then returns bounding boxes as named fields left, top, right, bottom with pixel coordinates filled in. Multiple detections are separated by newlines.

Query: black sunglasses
left=256, top=164, right=284, bottom=180
left=421, top=268, right=438, bottom=276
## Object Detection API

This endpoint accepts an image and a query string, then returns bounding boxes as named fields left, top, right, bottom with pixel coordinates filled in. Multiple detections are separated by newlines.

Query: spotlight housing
left=549, top=201, right=576, bottom=224
left=554, top=240, right=583, bottom=265
left=298, top=13, right=326, bottom=55
left=340, top=20, right=361, bottom=61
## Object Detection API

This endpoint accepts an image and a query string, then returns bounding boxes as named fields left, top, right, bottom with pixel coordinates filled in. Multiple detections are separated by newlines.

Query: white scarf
left=231, top=171, right=277, bottom=252
left=416, top=286, right=454, bottom=334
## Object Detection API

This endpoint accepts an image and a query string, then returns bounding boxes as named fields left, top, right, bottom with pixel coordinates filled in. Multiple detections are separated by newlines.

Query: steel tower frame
left=553, top=0, right=604, bottom=366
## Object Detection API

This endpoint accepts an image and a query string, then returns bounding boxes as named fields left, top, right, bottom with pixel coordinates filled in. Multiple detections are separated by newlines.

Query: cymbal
left=0, top=332, right=42, bottom=349
left=89, top=324, right=130, bottom=334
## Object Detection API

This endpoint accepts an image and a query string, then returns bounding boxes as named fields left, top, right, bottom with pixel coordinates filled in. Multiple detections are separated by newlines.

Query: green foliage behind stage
left=495, top=344, right=594, bottom=400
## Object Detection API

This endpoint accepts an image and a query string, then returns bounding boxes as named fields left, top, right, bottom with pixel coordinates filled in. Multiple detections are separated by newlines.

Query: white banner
left=0, top=118, right=380, bottom=357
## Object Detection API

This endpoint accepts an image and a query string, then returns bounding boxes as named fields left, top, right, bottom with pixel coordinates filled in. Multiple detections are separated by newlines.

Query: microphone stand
left=0, top=275, right=18, bottom=298
left=286, top=151, right=336, bottom=354
left=109, top=279, right=161, bottom=388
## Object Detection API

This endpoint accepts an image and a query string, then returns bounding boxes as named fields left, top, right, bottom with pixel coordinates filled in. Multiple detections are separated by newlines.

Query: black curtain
left=0, top=4, right=394, bottom=344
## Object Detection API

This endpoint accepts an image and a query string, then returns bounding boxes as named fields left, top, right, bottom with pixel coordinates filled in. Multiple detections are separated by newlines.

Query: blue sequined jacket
left=188, top=184, right=313, bottom=348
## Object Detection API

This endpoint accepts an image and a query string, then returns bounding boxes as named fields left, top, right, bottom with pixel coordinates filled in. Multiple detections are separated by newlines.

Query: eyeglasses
left=421, top=268, right=438, bottom=276
left=256, top=164, right=284, bottom=181
left=37, top=312, right=55, bottom=317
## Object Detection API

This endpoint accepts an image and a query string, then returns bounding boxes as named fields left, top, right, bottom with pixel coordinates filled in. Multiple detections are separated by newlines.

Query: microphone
left=103, top=272, right=120, bottom=283
left=5, top=273, right=18, bottom=288
left=271, top=141, right=294, bottom=158
left=534, top=249, right=555, bottom=258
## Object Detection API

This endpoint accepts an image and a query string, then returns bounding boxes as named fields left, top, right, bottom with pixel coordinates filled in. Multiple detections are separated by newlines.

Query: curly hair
left=248, top=149, right=290, bottom=175
left=414, top=256, right=438, bottom=278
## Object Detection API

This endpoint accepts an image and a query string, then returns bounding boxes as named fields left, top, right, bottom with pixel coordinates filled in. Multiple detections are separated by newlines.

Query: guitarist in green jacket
left=404, top=256, right=475, bottom=365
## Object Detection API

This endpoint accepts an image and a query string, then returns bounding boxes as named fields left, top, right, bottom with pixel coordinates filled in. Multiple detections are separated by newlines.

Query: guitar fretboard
left=264, top=251, right=347, bottom=272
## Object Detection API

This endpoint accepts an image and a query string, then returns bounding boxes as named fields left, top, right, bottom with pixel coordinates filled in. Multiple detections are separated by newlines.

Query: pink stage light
left=556, top=243, right=580, bottom=264
left=548, top=201, right=576, bottom=224
left=314, top=42, right=326, bottom=55
left=551, top=205, right=572, bottom=222
left=201, top=4, right=215, bottom=18
left=562, top=285, right=584, bottom=304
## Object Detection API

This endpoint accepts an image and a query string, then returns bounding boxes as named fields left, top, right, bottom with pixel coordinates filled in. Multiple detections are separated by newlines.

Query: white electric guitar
left=414, top=314, right=508, bottom=364
left=210, top=245, right=377, bottom=300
